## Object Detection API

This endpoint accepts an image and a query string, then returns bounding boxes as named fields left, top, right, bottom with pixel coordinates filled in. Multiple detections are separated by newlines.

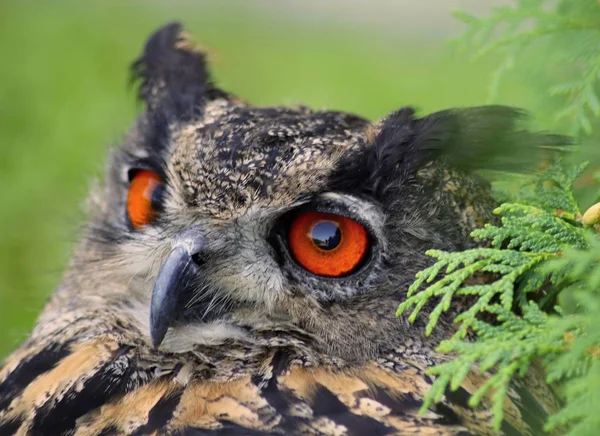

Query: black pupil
left=311, top=221, right=342, bottom=251
left=150, top=183, right=165, bottom=212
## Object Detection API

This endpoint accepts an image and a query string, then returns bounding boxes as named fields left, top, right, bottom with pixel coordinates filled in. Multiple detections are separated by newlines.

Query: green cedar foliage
left=396, top=1, right=600, bottom=433
left=397, top=161, right=600, bottom=433
left=453, top=0, right=600, bottom=136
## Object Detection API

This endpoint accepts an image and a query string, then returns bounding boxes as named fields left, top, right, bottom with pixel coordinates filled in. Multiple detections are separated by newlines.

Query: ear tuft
left=131, top=22, right=214, bottom=115
left=368, top=106, right=570, bottom=193
left=329, top=105, right=571, bottom=198
left=411, top=105, right=571, bottom=173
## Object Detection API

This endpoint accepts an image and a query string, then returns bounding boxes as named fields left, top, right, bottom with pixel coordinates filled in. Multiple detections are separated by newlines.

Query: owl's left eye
left=127, top=170, right=164, bottom=229
left=288, top=211, right=369, bottom=277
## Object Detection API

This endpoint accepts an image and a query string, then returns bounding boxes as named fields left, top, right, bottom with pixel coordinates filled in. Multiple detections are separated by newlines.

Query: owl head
left=48, top=22, right=562, bottom=362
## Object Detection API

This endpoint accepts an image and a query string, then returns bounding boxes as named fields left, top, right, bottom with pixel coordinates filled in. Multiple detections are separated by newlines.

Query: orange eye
left=127, top=170, right=164, bottom=229
left=288, top=211, right=369, bottom=277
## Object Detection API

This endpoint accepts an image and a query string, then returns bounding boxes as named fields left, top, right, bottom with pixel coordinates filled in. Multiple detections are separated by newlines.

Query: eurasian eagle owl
left=0, top=22, right=562, bottom=435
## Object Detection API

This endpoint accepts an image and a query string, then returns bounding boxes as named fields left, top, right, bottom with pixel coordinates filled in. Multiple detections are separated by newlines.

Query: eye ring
left=288, top=211, right=369, bottom=277
left=127, top=169, right=164, bottom=229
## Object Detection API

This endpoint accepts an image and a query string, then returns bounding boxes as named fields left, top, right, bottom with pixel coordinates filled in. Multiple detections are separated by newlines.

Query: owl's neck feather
left=31, top=288, right=435, bottom=373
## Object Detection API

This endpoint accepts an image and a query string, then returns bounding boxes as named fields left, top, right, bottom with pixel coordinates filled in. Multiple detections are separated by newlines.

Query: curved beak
left=150, top=228, right=204, bottom=348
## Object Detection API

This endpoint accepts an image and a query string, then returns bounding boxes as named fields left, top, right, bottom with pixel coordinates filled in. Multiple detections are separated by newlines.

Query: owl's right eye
left=287, top=211, right=369, bottom=277
left=127, top=170, right=164, bottom=229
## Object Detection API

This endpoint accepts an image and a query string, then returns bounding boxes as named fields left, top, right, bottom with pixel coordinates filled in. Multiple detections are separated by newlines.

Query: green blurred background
left=0, top=0, right=552, bottom=358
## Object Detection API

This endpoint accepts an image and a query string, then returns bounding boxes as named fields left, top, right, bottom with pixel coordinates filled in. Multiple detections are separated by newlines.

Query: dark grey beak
left=150, top=228, right=204, bottom=348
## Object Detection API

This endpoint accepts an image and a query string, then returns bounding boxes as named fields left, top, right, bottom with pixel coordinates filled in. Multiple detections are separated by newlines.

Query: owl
left=0, top=22, right=563, bottom=436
